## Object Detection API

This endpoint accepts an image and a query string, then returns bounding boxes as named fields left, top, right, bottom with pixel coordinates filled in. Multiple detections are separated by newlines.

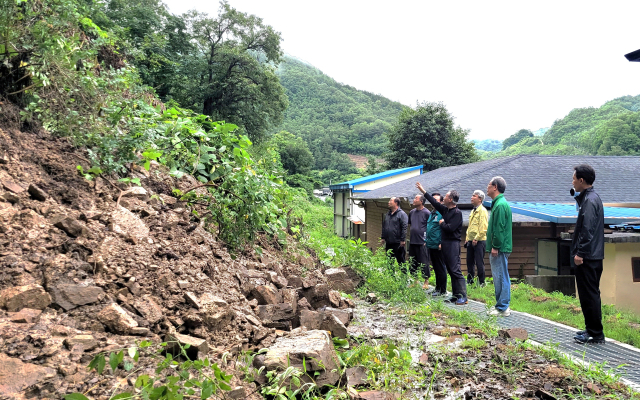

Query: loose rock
left=0, top=284, right=52, bottom=312
left=97, top=303, right=139, bottom=334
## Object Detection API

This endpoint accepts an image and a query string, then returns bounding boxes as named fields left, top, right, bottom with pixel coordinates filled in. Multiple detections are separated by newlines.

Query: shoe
left=487, top=307, right=511, bottom=317
left=576, top=330, right=586, bottom=336
left=426, top=287, right=436, bottom=294
left=467, top=276, right=474, bottom=285
left=443, top=296, right=457, bottom=303
left=455, top=297, right=468, bottom=305
left=574, top=332, right=605, bottom=344
left=479, top=282, right=487, bottom=288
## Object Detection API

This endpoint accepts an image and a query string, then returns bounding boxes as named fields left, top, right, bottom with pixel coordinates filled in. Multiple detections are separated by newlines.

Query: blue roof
left=329, top=165, right=423, bottom=191
left=481, top=201, right=640, bottom=224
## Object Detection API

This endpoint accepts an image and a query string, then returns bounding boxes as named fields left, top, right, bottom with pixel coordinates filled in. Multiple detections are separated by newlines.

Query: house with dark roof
left=354, top=155, right=640, bottom=301
left=329, top=165, right=423, bottom=238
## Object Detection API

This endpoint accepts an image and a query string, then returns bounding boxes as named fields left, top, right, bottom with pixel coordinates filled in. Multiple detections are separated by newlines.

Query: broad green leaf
left=135, top=374, right=150, bottom=388
left=65, top=394, right=90, bottom=400
left=109, top=352, right=119, bottom=372
left=111, top=393, right=134, bottom=400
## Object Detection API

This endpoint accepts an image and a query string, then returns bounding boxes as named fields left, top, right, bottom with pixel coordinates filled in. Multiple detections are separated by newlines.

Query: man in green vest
left=486, top=176, right=513, bottom=317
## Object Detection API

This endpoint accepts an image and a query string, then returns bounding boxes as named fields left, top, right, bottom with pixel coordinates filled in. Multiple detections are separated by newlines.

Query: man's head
left=487, top=176, right=506, bottom=199
left=388, top=197, right=400, bottom=211
left=412, top=194, right=424, bottom=207
left=471, top=190, right=485, bottom=207
left=443, top=190, right=459, bottom=208
left=431, top=192, right=442, bottom=203
left=573, top=164, right=595, bottom=192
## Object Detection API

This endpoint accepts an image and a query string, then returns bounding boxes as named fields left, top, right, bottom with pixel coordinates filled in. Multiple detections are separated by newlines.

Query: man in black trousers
left=572, top=164, right=605, bottom=344
left=416, top=183, right=467, bottom=305
left=381, top=197, right=408, bottom=265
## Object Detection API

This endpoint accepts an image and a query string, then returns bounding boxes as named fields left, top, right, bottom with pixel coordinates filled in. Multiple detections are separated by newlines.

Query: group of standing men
left=381, top=176, right=514, bottom=315
left=380, top=164, right=607, bottom=344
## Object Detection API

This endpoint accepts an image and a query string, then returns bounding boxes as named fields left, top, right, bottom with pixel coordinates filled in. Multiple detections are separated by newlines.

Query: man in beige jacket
left=466, top=190, right=488, bottom=286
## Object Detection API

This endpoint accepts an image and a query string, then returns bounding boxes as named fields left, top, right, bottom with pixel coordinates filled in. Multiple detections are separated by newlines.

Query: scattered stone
left=297, top=297, right=313, bottom=311
left=256, top=304, right=294, bottom=329
left=328, top=290, right=341, bottom=308
left=267, top=271, right=288, bottom=289
left=299, top=310, right=347, bottom=338
left=585, top=383, right=601, bottom=395
left=9, top=308, right=42, bottom=323
left=28, top=184, right=48, bottom=201
left=301, top=276, right=317, bottom=289
left=200, top=303, right=233, bottom=331
left=0, top=353, right=56, bottom=398
left=165, top=332, right=209, bottom=359
left=499, top=327, right=528, bottom=341
left=252, top=285, right=282, bottom=305
left=322, top=307, right=352, bottom=326
left=263, top=330, right=341, bottom=387
left=281, top=289, right=298, bottom=316
left=122, top=186, right=149, bottom=200
left=177, top=280, right=190, bottom=289
left=0, top=192, right=19, bottom=203
left=1, top=176, right=24, bottom=193
left=184, top=292, right=201, bottom=308
left=345, top=366, right=368, bottom=386
left=286, top=275, right=304, bottom=288
left=49, top=284, right=104, bottom=311
left=366, top=293, right=377, bottom=303
left=51, top=215, right=85, bottom=237
left=130, top=327, right=151, bottom=336
left=64, top=335, right=98, bottom=351
left=302, top=284, right=330, bottom=308
left=418, top=353, right=429, bottom=366
left=0, top=284, right=52, bottom=312
left=325, top=268, right=356, bottom=293
left=133, top=295, right=164, bottom=324
left=109, top=206, right=149, bottom=242
left=97, top=303, right=139, bottom=334
left=227, top=386, right=246, bottom=399
left=199, top=293, right=228, bottom=308
left=357, top=391, right=396, bottom=400
left=535, top=389, right=557, bottom=400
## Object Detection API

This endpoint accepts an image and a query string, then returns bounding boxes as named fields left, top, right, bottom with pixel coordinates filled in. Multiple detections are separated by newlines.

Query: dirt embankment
left=0, top=125, right=348, bottom=399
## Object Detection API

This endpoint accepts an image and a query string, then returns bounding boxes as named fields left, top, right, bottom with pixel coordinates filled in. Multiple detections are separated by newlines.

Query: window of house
left=633, top=258, right=640, bottom=283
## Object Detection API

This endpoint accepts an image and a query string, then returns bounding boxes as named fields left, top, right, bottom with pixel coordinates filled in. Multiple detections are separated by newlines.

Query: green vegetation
left=467, top=281, right=640, bottom=348
left=473, top=139, right=502, bottom=152
left=484, top=95, right=640, bottom=159
left=278, top=56, right=404, bottom=159
left=385, top=102, right=479, bottom=171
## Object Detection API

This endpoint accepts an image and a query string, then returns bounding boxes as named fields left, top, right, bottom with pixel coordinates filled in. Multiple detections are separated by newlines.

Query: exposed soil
left=0, top=125, right=328, bottom=399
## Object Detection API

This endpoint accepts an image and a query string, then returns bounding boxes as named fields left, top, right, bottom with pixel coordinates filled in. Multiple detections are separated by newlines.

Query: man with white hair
left=466, top=190, right=489, bottom=286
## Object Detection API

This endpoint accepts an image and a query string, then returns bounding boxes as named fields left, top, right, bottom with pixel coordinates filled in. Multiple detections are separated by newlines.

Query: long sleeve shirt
left=486, top=194, right=513, bottom=253
left=422, top=192, right=463, bottom=242
left=381, top=208, right=408, bottom=244
left=466, top=205, right=488, bottom=242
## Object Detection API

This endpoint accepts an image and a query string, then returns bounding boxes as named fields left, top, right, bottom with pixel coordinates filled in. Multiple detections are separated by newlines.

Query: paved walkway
left=444, top=299, right=640, bottom=388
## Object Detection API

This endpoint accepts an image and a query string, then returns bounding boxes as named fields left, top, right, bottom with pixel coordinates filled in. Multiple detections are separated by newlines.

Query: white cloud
left=163, top=0, right=640, bottom=140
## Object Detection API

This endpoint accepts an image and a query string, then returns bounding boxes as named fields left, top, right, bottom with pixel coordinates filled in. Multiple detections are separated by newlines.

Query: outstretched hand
left=416, top=182, right=425, bottom=194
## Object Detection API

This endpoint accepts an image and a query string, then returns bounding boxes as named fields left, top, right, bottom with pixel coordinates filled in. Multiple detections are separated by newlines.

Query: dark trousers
left=408, top=244, right=430, bottom=278
left=441, top=240, right=467, bottom=299
left=575, top=258, right=604, bottom=338
left=429, top=247, right=447, bottom=294
left=385, top=242, right=406, bottom=265
left=466, top=240, right=486, bottom=284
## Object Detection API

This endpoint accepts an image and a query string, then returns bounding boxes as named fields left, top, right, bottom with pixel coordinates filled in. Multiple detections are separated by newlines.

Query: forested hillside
left=483, top=95, right=640, bottom=159
left=277, top=56, right=404, bottom=166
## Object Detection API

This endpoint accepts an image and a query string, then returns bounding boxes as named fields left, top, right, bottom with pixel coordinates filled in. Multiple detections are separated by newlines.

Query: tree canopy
left=385, top=102, right=478, bottom=171
left=502, top=129, right=534, bottom=150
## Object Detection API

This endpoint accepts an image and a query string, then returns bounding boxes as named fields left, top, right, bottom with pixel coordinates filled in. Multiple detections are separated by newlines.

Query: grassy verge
left=466, top=279, right=640, bottom=348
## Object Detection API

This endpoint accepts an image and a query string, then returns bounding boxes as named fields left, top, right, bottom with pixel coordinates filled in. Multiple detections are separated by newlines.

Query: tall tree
left=272, top=131, right=314, bottom=175
left=385, top=102, right=478, bottom=171
left=176, top=2, right=288, bottom=141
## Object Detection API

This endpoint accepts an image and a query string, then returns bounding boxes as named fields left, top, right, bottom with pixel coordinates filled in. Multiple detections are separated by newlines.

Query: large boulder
left=49, top=284, right=104, bottom=311
left=252, top=285, right=282, bottom=305
left=302, top=284, right=330, bottom=309
left=325, top=268, right=356, bottom=293
left=256, top=304, right=294, bottom=330
left=97, top=303, right=138, bottom=334
left=299, top=310, right=348, bottom=339
left=0, top=354, right=56, bottom=398
left=263, top=330, right=341, bottom=387
left=0, top=284, right=51, bottom=312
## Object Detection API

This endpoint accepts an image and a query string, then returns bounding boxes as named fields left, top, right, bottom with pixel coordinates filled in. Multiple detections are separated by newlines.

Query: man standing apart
left=408, top=195, right=431, bottom=288
left=381, top=197, right=408, bottom=265
left=425, top=193, right=447, bottom=297
left=571, top=164, right=605, bottom=344
left=416, top=183, right=467, bottom=305
left=466, top=190, right=489, bottom=286
left=486, top=176, right=512, bottom=317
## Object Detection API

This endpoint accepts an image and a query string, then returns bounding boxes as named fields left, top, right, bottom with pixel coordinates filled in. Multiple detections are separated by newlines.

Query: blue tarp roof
left=481, top=201, right=640, bottom=224
left=329, top=165, right=423, bottom=191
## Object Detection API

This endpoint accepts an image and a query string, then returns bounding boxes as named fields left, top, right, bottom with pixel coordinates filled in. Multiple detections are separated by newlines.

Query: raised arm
left=416, top=182, right=447, bottom=215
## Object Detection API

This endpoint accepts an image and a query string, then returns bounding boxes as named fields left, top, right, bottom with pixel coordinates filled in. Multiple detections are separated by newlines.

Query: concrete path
left=445, top=299, right=640, bottom=389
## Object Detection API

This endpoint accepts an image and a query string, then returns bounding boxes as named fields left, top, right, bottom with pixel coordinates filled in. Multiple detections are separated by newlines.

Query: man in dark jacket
left=408, top=194, right=431, bottom=288
left=381, top=197, right=408, bottom=265
left=571, top=164, right=605, bottom=344
left=425, top=193, right=448, bottom=297
left=416, top=183, right=467, bottom=305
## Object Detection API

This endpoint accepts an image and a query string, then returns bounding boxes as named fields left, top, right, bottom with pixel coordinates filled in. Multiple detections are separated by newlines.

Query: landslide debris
left=0, top=126, right=359, bottom=399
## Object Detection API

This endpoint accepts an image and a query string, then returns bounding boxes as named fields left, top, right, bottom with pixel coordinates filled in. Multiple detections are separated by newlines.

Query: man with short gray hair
left=466, top=190, right=488, bottom=286
left=486, top=176, right=512, bottom=317
left=381, top=197, right=408, bottom=265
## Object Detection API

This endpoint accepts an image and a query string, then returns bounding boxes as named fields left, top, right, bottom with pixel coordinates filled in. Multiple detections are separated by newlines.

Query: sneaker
left=487, top=307, right=511, bottom=317
left=443, top=296, right=458, bottom=303
left=576, top=330, right=586, bottom=336
left=455, top=297, right=468, bottom=305
left=574, top=332, right=605, bottom=344
left=430, top=290, right=443, bottom=297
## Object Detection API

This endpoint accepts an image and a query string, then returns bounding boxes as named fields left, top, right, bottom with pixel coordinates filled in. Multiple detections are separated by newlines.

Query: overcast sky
left=163, top=0, right=640, bottom=141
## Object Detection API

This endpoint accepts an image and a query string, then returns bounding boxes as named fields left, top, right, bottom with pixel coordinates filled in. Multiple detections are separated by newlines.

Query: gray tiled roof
left=356, top=155, right=640, bottom=205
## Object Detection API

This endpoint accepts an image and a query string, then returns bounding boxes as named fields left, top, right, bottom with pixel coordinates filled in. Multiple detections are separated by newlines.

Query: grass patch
left=467, top=280, right=640, bottom=348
